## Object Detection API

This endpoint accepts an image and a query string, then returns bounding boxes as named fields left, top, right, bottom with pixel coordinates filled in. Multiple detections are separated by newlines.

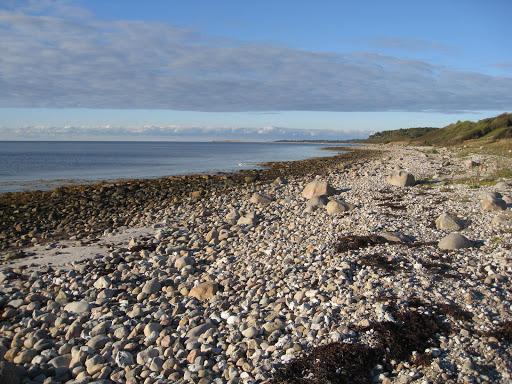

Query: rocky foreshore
left=1, top=145, right=511, bottom=383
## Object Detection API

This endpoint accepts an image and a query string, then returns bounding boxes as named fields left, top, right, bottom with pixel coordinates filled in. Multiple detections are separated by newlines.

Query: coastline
left=0, top=145, right=374, bottom=253
left=0, top=141, right=347, bottom=194
left=1, top=143, right=511, bottom=383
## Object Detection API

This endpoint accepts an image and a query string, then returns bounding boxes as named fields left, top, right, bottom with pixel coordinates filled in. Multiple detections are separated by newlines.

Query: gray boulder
left=63, top=301, right=91, bottom=314
left=481, top=192, right=507, bottom=211
left=325, top=200, right=353, bottom=215
left=249, top=192, right=272, bottom=206
left=386, top=170, right=415, bottom=187
left=438, top=233, right=473, bottom=250
left=491, top=212, right=512, bottom=227
left=435, top=212, right=464, bottom=231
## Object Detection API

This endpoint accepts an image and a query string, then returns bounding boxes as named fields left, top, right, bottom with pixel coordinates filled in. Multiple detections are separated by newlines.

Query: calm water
left=0, top=141, right=343, bottom=192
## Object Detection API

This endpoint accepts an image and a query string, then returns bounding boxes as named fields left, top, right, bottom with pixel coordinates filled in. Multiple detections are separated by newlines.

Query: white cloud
left=0, top=2, right=511, bottom=113
left=0, top=125, right=358, bottom=141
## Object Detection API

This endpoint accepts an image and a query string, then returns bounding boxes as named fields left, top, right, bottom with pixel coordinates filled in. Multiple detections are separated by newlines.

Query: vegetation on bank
left=365, top=113, right=512, bottom=147
left=366, top=127, right=437, bottom=143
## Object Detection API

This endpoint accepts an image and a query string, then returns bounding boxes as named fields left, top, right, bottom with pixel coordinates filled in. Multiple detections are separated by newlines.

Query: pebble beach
left=1, top=144, right=511, bottom=384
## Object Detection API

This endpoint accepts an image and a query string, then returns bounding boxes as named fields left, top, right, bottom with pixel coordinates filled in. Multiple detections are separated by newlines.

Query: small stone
left=86, top=335, right=109, bottom=350
left=115, top=351, right=134, bottom=368
left=188, top=282, right=218, bottom=301
left=241, top=326, right=259, bottom=338
left=64, top=301, right=91, bottom=314
left=144, top=323, right=162, bottom=337
left=142, top=279, right=161, bottom=295
left=175, top=256, right=194, bottom=270
left=93, top=276, right=111, bottom=289
left=481, top=193, right=507, bottom=211
left=237, top=212, right=257, bottom=226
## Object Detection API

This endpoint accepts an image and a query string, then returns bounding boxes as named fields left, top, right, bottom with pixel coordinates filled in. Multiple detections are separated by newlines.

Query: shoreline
left=0, top=145, right=375, bottom=253
left=0, top=144, right=511, bottom=383
left=0, top=142, right=351, bottom=194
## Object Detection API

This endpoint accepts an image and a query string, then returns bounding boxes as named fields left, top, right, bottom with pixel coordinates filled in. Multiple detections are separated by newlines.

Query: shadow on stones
left=334, top=235, right=435, bottom=253
left=482, top=321, right=512, bottom=343
left=377, top=202, right=406, bottom=210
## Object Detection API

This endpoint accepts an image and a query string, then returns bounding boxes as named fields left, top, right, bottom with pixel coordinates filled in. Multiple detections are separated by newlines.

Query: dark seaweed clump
left=334, top=235, right=389, bottom=252
left=273, top=309, right=448, bottom=384
left=358, top=253, right=402, bottom=273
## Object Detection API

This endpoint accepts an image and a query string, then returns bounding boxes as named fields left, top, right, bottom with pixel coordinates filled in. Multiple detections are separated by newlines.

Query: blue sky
left=1, top=0, right=511, bottom=140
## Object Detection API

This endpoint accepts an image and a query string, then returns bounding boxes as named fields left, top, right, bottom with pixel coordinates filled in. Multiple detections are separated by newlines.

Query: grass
left=364, top=113, right=512, bottom=151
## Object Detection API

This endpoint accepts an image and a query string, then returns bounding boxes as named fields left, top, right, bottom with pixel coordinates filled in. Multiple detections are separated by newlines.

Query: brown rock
left=188, top=282, right=218, bottom=301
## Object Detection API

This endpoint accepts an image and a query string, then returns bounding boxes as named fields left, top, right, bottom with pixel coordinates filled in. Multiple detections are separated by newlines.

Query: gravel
left=1, top=144, right=511, bottom=383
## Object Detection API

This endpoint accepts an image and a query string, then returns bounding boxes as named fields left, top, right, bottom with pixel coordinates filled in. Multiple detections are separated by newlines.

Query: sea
left=0, top=141, right=345, bottom=193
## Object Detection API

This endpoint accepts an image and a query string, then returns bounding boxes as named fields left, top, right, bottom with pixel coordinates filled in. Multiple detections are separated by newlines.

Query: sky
left=1, top=0, right=511, bottom=140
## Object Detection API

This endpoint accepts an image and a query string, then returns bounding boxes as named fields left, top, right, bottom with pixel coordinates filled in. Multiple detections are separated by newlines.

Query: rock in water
left=435, top=212, right=464, bottom=231
left=249, top=192, right=272, bottom=206
left=386, top=170, right=415, bottom=187
left=438, top=233, right=473, bottom=250
left=188, top=282, right=218, bottom=301
left=325, top=200, right=352, bottom=215
left=301, top=180, right=335, bottom=199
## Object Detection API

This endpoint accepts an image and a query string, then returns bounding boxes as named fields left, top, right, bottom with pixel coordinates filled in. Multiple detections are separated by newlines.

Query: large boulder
left=301, top=180, right=335, bottom=199
left=491, top=212, right=512, bottom=227
left=438, top=233, right=473, bottom=250
left=435, top=212, right=464, bottom=231
left=325, top=200, right=353, bottom=215
left=386, top=170, right=415, bottom=187
left=188, top=282, right=218, bottom=301
left=480, top=192, right=507, bottom=211
left=495, top=181, right=511, bottom=191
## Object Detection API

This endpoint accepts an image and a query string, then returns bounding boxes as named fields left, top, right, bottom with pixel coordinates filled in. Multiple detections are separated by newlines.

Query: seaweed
left=273, top=308, right=449, bottom=383
left=334, top=235, right=389, bottom=252
left=358, top=253, right=402, bottom=273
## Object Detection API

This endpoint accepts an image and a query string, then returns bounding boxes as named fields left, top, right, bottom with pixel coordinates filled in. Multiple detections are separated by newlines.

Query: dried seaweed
left=334, top=235, right=389, bottom=252
left=273, top=309, right=449, bottom=383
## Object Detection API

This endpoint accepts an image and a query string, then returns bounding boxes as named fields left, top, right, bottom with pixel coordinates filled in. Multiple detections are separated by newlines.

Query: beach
left=1, top=144, right=511, bottom=383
